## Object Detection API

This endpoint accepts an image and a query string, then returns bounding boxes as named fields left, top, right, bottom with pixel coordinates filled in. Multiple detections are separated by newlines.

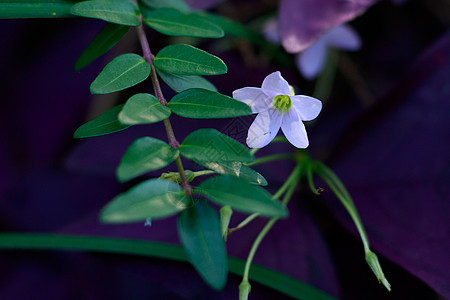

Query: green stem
left=242, top=177, right=298, bottom=283
left=314, top=162, right=368, bottom=249
left=306, top=163, right=322, bottom=195
left=229, top=213, right=260, bottom=234
left=273, top=163, right=303, bottom=199
left=230, top=163, right=303, bottom=235
left=242, top=218, right=278, bottom=282
left=313, top=49, right=339, bottom=102
left=246, top=153, right=296, bottom=167
left=313, top=162, right=390, bottom=291
left=241, top=163, right=302, bottom=296
left=193, top=170, right=215, bottom=178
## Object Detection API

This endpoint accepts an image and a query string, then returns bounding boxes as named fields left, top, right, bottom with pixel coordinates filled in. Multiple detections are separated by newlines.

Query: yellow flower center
left=272, top=95, right=292, bottom=113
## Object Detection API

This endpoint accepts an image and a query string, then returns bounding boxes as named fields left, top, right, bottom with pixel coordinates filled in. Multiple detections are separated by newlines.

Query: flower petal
left=296, top=39, right=327, bottom=80
left=246, top=109, right=282, bottom=148
left=291, top=95, right=322, bottom=121
left=261, top=71, right=291, bottom=98
left=281, top=108, right=309, bottom=148
left=232, top=87, right=271, bottom=113
left=323, top=24, right=361, bottom=51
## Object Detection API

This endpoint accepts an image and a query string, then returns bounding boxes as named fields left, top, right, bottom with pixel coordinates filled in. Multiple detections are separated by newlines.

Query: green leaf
left=0, top=233, right=337, bottom=300
left=70, top=0, right=140, bottom=26
left=118, top=93, right=171, bottom=125
left=0, top=0, right=76, bottom=18
left=196, top=161, right=267, bottom=186
left=196, top=176, right=287, bottom=217
left=90, top=53, right=151, bottom=94
left=180, top=129, right=253, bottom=163
left=75, top=23, right=129, bottom=71
left=168, top=88, right=251, bottom=119
left=154, top=44, right=227, bottom=76
left=73, top=104, right=129, bottom=138
left=142, top=8, right=223, bottom=38
left=117, top=137, right=178, bottom=182
left=139, top=0, right=190, bottom=13
left=156, top=69, right=217, bottom=93
left=177, top=200, right=227, bottom=290
left=100, top=178, right=188, bottom=223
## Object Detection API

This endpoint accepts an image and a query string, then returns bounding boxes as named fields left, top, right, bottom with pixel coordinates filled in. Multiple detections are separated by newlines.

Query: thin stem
left=135, top=20, right=191, bottom=195
left=242, top=173, right=298, bottom=283
left=313, top=49, right=339, bottom=101
left=242, top=218, right=278, bottom=282
left=272, top=163, right=303, bottom=199
left=175, top=156, right=192, bottom=195
left=228, top=213, right=260, bottom=234
left=245, top=153, right=296, bottom=167
left=230, top=163, right=303, bottom=235
left=314, top=162, right=369, bottom=251
left=193, top=170, right=215, bottom=178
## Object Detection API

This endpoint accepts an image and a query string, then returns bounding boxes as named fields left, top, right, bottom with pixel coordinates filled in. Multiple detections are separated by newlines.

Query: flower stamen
left=272, top=95, right=292, bottom=113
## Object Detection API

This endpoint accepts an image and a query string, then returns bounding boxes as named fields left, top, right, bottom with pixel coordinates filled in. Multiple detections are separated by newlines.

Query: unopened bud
left=365, top=251, right=391, bottom=291
left=239, top=280, right=251, bottom=300
left=220, top=206, right=233, bottom=241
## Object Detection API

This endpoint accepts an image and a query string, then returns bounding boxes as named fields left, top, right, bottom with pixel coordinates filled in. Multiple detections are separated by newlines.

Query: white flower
left=233, top=71, right=322, bottom=149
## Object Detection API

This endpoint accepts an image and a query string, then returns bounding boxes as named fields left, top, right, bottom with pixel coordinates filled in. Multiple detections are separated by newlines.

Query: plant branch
left=135, top=20, right=192, bottom=195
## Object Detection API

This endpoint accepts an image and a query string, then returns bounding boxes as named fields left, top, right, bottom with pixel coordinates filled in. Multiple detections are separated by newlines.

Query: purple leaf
left=279, top=0, right=378, bottom=53
left=323, top=32, right=450, bottom=298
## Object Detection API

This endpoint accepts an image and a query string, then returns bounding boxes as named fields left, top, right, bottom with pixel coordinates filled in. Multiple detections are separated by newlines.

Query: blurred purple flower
left=278, top=0, right=377, bottom=53
left=264, top=20, right=361, bottom=79
left=297, top=24, right=361, bottom=79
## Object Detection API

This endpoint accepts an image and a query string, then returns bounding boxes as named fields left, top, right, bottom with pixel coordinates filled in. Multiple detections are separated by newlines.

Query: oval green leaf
left=180, top=129, right=253, bottom=163
left=0, top=0, right=75, bottom=18
left=140, top=0, right=190, bottom=13
left=90, top=53, right=151, bottom=94
left=168, top=88, right=251, bottom=118
left=177, top=200, right=227, bottom=290
left=100, top=178, right=188, bottom=223
left=142, top=8, right=223, bottom=38
left=117, top=137, right=178, bottom=182
left=75, top=23, right=129, bottom=71
left=73, top=104, right=129, bottom=138
left=196, top=176, right=287, bottom=217
left=70, top=0, right=140, bottom=26
left=154, top=44, right=227, bottom=76
left=118, top=93, right=171, bottom=125
left=156, top=69, right=217, bottom=93
left=196, top=161, right=267, bottom=186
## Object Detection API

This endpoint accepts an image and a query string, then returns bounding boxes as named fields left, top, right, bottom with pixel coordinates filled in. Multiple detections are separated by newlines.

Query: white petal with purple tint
left=232, top=87, right=271, bottom=113
left=246, top=109, right=282, bottom=148
left=291, top=95, right=322, bottom=121
left=281, top=108, right=309, bottom=148
left=261, top=71, right=291, bottom=98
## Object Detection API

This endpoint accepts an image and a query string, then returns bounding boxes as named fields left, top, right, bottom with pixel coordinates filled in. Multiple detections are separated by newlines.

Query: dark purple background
left=0, top=0, right=448, bottom=299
